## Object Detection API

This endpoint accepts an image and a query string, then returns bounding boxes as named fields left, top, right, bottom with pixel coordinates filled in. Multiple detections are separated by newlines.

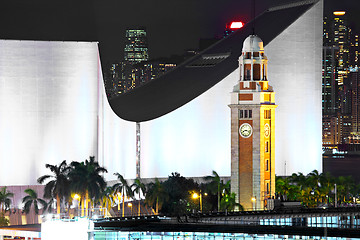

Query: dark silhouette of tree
left=112, top=173, right=133, bottom=217
left=131, top=178, right=146, bottom=216
left=69, top=156, right=108, bottom=216
left=145, top=178, right=168, bottom=215
left=220, top=192, right=243, bottom=211
left=205, top=170, right=224, bottom=211
left=99, top=186, right=115, bottom=217
left=22, top=188, right=47, bottom=216
left=0, top=212, right=9, bottom=226
left=0, top=187, right=13, bottom=214
left=161, top=172, right=198, bottom=216
left=37, top=160, right=71, bottom=215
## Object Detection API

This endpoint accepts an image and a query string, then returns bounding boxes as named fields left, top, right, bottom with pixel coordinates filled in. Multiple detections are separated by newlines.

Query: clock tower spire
left=229, top=35, right=277, bottom=210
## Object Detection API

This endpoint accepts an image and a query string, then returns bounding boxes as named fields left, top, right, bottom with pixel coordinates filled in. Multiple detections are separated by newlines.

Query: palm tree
left=220, top=192, right=243, bottom=211
left=112, top=173, right=133, bottom=217
left=205, top=170, right=223, bottom=211
left=319, top=172, right=335, bottom=205
left=69, top=156, right=108, bottom=216
left=275, top=176, right=300, bottom=201
left=22, top=188, right=47, bottom=224
left=131, top=178, right=146, bottom=216
left=37, top=160, right=71, bottom=215
left=100, top=187, right=114, bottom=217
left=336, top=175, right=355, bottom=204
left=44, top=198, right=56, bottom=214
left=0, top=212, right=9, bottom=226
left=145, top=178, right=168, bottom=215
left=0, top=187, right=13, bottom=213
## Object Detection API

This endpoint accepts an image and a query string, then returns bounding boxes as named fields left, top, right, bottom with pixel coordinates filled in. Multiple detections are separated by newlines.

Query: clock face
left=239, top=123, right=252, bottom=138
left=264, top=123, right=270, bottom=138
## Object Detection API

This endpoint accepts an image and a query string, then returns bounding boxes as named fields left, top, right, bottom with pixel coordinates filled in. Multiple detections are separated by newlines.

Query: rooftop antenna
left=252, top=0, right=256, bottom=35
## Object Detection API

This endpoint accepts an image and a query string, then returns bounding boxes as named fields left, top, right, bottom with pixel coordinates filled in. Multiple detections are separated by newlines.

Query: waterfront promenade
left=94, top=207, right=360, bottom=238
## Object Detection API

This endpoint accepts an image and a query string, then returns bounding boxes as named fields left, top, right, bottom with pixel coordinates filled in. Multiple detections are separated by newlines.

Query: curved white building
left=0, top=0, right=323, bottom=186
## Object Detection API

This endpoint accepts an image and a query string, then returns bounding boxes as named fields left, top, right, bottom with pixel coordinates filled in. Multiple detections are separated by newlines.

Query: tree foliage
left=276, top=170, right=358, bottom=207
left=0, top=212, right=9, bottom=226
left=37, top=160, right=71, bottom=214
left=22, top=188, right=47, bottom=215
left=69, top=156, right=108, bottom=202
left=0, top=187, right=13, bottom=213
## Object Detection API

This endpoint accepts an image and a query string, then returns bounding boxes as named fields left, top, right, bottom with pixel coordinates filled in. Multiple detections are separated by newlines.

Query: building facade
left=230, top=35, right=276, bottom=210
left=124, top=28, right=149, bottom=64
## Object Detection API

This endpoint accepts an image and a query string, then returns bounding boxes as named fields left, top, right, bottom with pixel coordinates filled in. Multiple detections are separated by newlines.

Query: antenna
left=252, top=0, right=256, bottom=35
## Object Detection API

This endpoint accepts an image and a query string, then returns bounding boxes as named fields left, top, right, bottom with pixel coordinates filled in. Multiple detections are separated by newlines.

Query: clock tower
left=229, top=35, right=277, bottom=210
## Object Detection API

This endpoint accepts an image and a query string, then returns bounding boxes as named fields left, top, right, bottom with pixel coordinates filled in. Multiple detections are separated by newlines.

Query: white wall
left=0, top=40, right=99, bottom=185
left=265, top=0, right=323, bottom=175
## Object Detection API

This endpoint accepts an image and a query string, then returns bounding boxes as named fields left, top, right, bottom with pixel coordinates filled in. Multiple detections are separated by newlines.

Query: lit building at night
left=322, top=11, right=360, bottom=149
left=230, top=35, right=276, bottom=210
left=350, top=70, right=360, bottom=133
left=327, top=11, right=351, bottom=86
left=322, top=46, right=339, bottom=115
left=124, top=28, right=149, bottom=63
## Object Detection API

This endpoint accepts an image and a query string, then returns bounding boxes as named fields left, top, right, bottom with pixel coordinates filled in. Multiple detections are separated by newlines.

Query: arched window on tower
left=244, top=64, right=251, bottom=80
left=253, top=64, right=260, bottom=80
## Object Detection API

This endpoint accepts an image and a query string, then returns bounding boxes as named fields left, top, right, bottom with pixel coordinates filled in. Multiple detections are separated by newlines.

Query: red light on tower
left=229, top=21, right=244, bottom=29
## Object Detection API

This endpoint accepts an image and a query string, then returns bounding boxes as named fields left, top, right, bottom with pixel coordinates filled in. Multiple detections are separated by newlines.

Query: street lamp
left=128, top=203, right=133, bottom=216
left=116, top=192, right=122, bottom=211
left=192, top=191, right=206, bottom=213
left=251, top=196, right=256, bottom=211
left=73, top=194, right=81, bottom=217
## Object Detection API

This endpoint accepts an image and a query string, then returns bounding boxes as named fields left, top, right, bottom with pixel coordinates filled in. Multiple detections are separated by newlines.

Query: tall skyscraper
left=331, top=11, right=351, bottom=86
left=322, top=11, right=352, bottom=113
left=124, top=28, right=149, bottom=63
left=321, top=11, right=360, bottom=149
left=230, top=35, right=276, bottom=210
left=351, top=70, right=360, bottom=133
left=322, top=46, right=339, bottom=115
left=350, top=34, right=360, bottom=69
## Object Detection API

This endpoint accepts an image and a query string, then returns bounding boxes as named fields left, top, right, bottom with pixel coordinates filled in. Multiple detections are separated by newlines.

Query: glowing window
left=264, top=110, right=271, bottom=119
left=265, top=141, right=269, bottom=153
left=265, top=159, right=270, bottom=171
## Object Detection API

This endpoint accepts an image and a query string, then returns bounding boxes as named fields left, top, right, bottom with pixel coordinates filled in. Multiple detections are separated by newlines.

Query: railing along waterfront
left=93, top=207, right=360, bottom=238
left=178, top=207, right=360, bottom=229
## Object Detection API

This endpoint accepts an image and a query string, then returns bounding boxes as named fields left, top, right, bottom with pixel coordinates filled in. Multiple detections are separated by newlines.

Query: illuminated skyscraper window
left=124, top=28, right=149, bottom=63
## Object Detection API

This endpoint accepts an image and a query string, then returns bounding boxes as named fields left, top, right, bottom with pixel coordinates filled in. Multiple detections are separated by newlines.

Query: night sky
left=0, top=0, right=359, bottom=63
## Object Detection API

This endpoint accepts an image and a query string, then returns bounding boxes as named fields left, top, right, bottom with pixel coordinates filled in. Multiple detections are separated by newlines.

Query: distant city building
left=322, top=46, right=339, bottom=115
left=321, top=11, right=360, bottom=150
left=350, top=34, right=360, bottom=68
left=329, top=11, right=350, bottom=86
left=131, top=62, right=176, bottom=88
left=104, top=27, right=177, bottom=98
left=337, top=113, right=352, bottom=143
left=322, top=115, right=338, bottom=147
left=124, top=28, right=149, bottom=63
left=351, top=70, right=360, bottom=133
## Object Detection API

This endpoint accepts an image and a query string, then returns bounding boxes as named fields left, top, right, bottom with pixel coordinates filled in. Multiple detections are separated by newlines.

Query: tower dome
left=238, top=34, right=268, bottom=84
left=242, top=35, right=264, bottom=52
